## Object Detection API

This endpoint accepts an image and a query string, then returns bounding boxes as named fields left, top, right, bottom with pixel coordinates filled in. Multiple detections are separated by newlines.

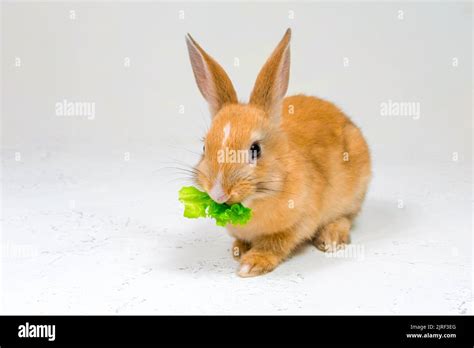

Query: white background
left=1, top=1, right=472, bottom=314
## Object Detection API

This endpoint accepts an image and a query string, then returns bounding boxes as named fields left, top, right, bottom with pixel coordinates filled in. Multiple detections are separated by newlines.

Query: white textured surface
left=1, top=146, right=471, bottom=315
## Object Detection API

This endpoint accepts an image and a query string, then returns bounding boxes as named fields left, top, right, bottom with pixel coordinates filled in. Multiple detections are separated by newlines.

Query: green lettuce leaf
left=178, top=186, right=252, bottom=227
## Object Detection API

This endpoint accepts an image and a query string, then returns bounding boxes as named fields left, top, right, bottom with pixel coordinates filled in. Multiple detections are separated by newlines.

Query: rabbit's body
left=228, top=94, right=371, bottom=241
left=186, top=29, right=371, bottom=277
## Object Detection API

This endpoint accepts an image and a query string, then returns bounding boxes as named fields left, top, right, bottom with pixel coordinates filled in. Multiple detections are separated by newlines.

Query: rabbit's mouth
left=208, top=181, right=230, bottom=204
left=223, top=185, right=254, bottom=205
left=226, top=184, right=277, bottom=206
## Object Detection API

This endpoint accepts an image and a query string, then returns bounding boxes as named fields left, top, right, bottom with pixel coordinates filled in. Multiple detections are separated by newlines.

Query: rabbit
left=185, top=28, right=371, bottom=277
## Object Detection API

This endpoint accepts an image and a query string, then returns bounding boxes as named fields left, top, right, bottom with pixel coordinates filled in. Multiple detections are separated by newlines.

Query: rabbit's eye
left=250, top=142, right=261, bottom=160
left=202, top=145, right=205, bottom=153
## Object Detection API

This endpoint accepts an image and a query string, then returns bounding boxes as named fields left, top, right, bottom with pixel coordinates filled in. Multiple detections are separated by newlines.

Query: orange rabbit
left=186, top=29, right=371, bottom=277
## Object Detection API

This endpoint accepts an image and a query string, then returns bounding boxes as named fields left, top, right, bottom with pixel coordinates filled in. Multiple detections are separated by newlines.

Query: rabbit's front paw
left=237, top=251, right=279, bottom=277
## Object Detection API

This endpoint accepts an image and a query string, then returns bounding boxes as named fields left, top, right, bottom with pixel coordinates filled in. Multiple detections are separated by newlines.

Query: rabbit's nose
left=212, top=193, right=229, bottom=204
left=209, top=176, right=229, bottom=203
left=209, top=189, right=229, bottom=203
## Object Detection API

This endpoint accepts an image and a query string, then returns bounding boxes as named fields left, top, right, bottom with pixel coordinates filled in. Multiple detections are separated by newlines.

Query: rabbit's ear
left=186, top=34, right=238, bottom=117
left=249, top=29, right=291, bottom=123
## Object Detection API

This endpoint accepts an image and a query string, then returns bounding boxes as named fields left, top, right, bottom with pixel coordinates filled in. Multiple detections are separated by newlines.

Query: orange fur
left=186, top=29, right=371, bottom=277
